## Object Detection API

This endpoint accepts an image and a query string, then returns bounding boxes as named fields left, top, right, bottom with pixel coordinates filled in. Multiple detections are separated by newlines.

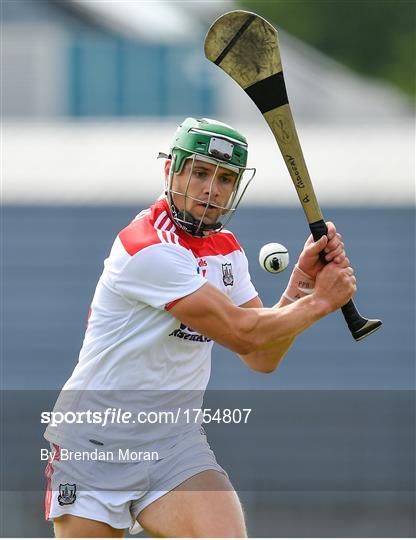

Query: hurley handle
left=309, top=220, right=382, bottom=342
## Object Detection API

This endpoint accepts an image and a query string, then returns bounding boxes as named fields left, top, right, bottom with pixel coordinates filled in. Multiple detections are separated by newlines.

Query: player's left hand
left=297, top=222, right=349, bottom=279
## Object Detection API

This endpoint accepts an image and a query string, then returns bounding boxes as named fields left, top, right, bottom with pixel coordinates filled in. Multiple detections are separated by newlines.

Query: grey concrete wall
left=3, top=121, right=414, bottom=206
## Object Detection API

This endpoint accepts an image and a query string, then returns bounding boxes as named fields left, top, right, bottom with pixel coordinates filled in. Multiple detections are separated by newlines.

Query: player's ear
left=164, top=159, right=172, bottom=178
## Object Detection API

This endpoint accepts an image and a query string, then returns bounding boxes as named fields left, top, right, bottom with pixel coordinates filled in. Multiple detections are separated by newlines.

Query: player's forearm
left=170, top=282, right=328, bottom=361
left=239, top=335, right=294, bottom=372
left=238, top=294, right=298, bottom=371
left=237, top=295, right=329, bottom=367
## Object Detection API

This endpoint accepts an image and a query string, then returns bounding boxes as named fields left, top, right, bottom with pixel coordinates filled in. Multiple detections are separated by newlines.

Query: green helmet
left=171, top=117, right=248, bottom=174
left=163, top=117, right=255, bottom=236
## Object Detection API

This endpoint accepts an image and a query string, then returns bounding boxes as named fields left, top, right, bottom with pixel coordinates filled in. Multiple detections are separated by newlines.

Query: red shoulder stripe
left=119, top=202, right=186, bottom=256
left=119, top=218, right=161, bottom=256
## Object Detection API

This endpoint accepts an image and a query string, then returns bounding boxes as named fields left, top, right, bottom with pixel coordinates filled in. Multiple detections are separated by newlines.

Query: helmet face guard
left=163, top=118, right=256, bottom=236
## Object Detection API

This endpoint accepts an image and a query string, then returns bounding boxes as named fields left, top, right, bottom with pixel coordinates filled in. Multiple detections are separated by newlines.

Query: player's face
left=168, top=159, right=238, bottom=225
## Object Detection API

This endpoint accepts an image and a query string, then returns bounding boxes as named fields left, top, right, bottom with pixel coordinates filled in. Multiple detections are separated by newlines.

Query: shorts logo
left=58, top=483, right=76, bottom=505
left=222, top=263, right=234, bottom=286
left=169, top=323, right=211, bottom=343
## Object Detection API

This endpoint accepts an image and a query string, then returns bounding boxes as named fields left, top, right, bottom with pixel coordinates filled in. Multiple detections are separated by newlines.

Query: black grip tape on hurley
left=307, top=221, right=382, bottom=341
left=309, top=219, right=328, bottom=265
left=341, top=299, right=368, bottom=335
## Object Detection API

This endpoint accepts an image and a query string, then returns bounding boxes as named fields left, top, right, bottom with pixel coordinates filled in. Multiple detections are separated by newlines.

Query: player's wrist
left=299, top=294, right=332, bottom=319
left=296, top=258, right=320, bottom=279
left=311, top=296, right=333, bottom=317
left=295, top=262, right=314, bottom=279
left=282, top=265, right=315, bottom=303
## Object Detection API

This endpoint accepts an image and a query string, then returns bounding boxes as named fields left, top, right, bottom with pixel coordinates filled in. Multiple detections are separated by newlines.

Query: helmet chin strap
left=169, top=201, right=223, bottom=237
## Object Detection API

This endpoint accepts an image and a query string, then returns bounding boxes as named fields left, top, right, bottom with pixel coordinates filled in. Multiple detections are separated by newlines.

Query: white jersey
left=44, top=198, right=257, bottom=458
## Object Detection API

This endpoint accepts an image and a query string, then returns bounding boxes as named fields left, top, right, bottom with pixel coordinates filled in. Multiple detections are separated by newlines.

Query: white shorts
left=44, top=429, right=227, bottom=534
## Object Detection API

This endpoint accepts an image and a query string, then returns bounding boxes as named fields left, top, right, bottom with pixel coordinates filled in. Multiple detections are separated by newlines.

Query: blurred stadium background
left=2, top=0, right=415, bottom=537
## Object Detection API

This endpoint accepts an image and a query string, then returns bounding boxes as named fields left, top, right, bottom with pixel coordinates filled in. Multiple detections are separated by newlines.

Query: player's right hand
left=314, top=262, right=357, bottom=312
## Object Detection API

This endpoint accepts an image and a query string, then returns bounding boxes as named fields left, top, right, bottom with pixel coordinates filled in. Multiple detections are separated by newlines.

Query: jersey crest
left=222, top=263, right=234, bottom=286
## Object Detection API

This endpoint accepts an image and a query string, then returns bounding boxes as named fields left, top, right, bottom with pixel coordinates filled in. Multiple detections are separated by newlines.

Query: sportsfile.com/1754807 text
left=40, top=408, right=252, bottom=428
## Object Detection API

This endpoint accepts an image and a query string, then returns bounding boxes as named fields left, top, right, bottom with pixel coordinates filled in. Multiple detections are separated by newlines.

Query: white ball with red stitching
left=259, top=243, right=289, bottom=273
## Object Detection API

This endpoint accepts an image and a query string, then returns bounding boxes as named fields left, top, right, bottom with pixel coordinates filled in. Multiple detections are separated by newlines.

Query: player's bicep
left=169, top=282, right=254, bottom=353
